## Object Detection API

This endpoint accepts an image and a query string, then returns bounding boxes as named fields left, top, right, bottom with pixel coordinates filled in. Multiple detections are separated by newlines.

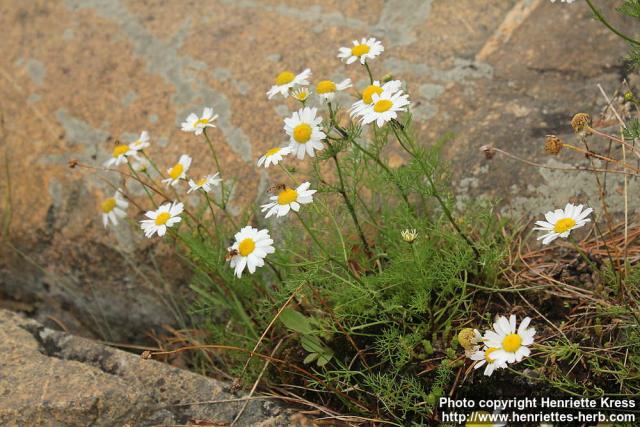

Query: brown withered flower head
left=480, top=145, right=496, bottom=160
left=544, top=135, right=563, bottom=155
left=571, top=113, right=592, bottom=135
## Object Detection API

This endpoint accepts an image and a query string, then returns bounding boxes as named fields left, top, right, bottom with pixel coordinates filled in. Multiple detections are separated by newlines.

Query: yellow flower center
left=554, top=217, right=576, bottom=233
left=101, top=197, right=116, bottom=213
left=194, top=118, right=209, bottom=126
left=351, top=43, right=370, bottom=56
left=265, top=148, right=281, bottom=157
left=466, top=411, right=491, bottom=427
left=275, top=71, right=295, bottom=86
left=316, top=80, right=337, bottom=94
left=238, top=238, right=256, bottom=256
left=168, top=163, right=184, bottom=180
left=112, top=144, right=130, bottom=157
left=155, top=212, right=171, bottom=225
left=277, top=188, right=298, bottom=205
left=373, top=99, right=393, bottom=113
left=293, top=123, right=312, bottom=143
left=362, top=85, right=383, bottom=104
left=197, top=177, right=208, bottom=186
left=502, top=333, right=522, bottom=353
left=484, top=347, right=499, bottom=363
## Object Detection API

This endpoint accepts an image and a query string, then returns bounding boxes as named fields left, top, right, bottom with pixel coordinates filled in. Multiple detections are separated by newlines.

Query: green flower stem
left=568, top=236, right=599, bottom=275
left=203, top=191, right=221, bottom=239
left=141, top=151, right=165, bottom=178
left=202, top=129, right=227, bottom=211
left=294, top=211, right=363, bottom=286
left=127, top=162, right=157, bottom=208
left=390, top=121, right=480, bottom=259
left=585, top=0, right=640, bottom=46
left=278, top=163, right=299, bottom=187
left=363, top=62, right=374, bottom=84
left=326, top=103, right=372, bottom=256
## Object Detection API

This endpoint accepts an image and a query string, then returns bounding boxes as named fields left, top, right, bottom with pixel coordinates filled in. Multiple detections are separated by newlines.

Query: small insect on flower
left=104, top=140, right=143, bottom=168
left=534, top=203, right=592, bottom=244
left=140, top=201, right=183, bottom=238
left=100, top=189, right=128, bottom=228
left=360, top=89, right=410, bottom=128
left=257, top=146, right=292, bottom=168
left=130, top=131, right=150, bottom=151
left=544, top=134, right=563, bottom=155
left=315, top=78, right=352, bottom=101
left=338, top=37, right=384, bottom=65
left=162, top=154, right=192, bottom=187
left=227, top=226, right=275, bottom=278
left=187, top=173, right=221, bottom=193
left=350, top=80, right=402, bottom=119
left=267, top=69, right=312, bottom=99
left=401, top=229, right=418, bottom=243
left=181, top=107, right=218, bottom=135
left=284, top=107, right=326, bottom=159
left=261, top=181, right=316, bottom=218
left=483, top=314, right=536, bottom=364
left=291, top=87, right=311, bottom=102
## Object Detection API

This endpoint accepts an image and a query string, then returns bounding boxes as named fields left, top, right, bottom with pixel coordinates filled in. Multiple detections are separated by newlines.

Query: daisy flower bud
left=544, top=134, right=563, bottom=155
left=400, top=229, right=418, bottom=244
left=458, top=328, right=481, bottom=350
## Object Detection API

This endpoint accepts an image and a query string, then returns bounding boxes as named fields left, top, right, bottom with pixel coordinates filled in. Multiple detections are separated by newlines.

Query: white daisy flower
left=257, top=146, right=292, bottom=168
left=533, top=203, right=593, bottom=245
left=162, top=154, right=192, bottom=187
left=130, top=131, right=150, bottom=150
left=140, top=201, right=183, bottom=238
left=267, top=69, right=312, bottom=99
left=360, top=89, right=410, bottom=128
left=100, top=189, right=128, bottom=228
left=227, top=226, right=275, bottom=278
left=284, top=107, right=326, bottom=160
left=469, top=346, right=508, bottom=377
left=315, top=78, right=352, bottom=101
left=104, top=143, right=142, bottom=168
left=291, top=87, right=311, bottom=102
left=261, top=182, right=316, bottom=218
left=338, top=37, right=384, bottom=65
left=350, top=80, right=403, bottom=118
left=187, top=173, right=221, bottom=193
left=483, top=315, right=536, bottom=364
left=181, top=107, right=218, bottom=135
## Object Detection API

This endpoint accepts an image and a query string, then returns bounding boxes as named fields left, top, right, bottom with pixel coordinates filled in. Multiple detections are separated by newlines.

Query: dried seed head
left=544, top=134, right=563, bottom=155
left=141, top=350, right=152, bottom=360
left=480, top=145, right=496, bottom=160
left=458, top=328, right=478, bottom=350
left=571, top=113, right=591, bottom=134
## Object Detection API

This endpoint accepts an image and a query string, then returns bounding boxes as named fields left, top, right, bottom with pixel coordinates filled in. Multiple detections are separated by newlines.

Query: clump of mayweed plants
left=80, top=26, right=639, bottom=424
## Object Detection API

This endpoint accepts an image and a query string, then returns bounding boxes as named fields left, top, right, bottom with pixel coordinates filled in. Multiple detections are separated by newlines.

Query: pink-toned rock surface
left=0, top=0, right=636, bottom=338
